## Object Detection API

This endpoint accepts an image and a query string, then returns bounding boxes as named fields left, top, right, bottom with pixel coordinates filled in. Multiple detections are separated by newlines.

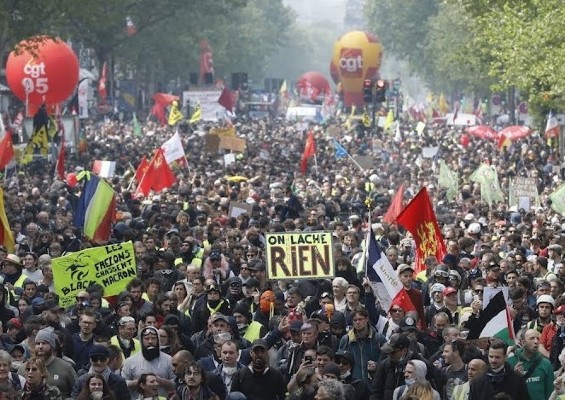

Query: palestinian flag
left=467, top=291, right=515, bottom=345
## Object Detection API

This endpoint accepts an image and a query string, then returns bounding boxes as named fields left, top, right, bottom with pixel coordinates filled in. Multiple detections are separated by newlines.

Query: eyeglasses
left=90, top=356, right=107, bottom=363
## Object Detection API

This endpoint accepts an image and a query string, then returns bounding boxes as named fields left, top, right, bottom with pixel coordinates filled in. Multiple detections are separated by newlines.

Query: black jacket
left=469, top=363, right=529, bottom=400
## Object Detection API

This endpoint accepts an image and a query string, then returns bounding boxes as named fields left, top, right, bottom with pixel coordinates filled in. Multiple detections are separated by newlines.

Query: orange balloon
left=332, top=31, right=384, bottom=107
left=6, top=36, right=79, bottom=105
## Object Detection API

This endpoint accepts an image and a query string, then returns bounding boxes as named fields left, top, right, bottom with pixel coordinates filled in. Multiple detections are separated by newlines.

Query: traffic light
left=363, top=79, right=373, bottom=103
left=374, top=79, right=387, bottom=102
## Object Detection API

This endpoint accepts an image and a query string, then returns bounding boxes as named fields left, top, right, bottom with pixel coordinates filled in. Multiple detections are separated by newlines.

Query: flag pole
left=313, top=154, right=318, bottom=177
left=345, top=152, right=365, bottom=173
left=363, top=197, right=373, bottom=278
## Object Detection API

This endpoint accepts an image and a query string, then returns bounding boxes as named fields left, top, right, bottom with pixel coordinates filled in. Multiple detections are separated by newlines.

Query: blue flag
left=334, top=139, right=348, bottom=159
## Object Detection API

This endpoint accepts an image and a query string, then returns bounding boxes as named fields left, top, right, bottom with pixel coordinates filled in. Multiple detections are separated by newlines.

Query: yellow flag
left=0, top=187, right=15, bottom=253
left=362, top=110, right=371, bottom=128
left=48, top=116, right=58, bottom=138
left=384, top=110, right=394, bottom=130
left=22, top=125, right=49, bottom=164
left=189, top=103, right=202, bottom=124
left=168, top=101, right=184, bottom=126
left=439, top=93, right=449, bottom=115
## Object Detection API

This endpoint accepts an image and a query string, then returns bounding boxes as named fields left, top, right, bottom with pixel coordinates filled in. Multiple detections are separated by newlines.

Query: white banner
left=78, top=79, right=89, bottom=119
left=161, top=132, right=186, bottom=164
left=182, top=90, right=223, bottom=122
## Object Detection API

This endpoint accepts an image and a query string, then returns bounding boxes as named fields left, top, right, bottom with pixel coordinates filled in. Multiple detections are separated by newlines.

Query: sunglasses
left=91, top=356, right=108, bottom=362
left=391, top=309, right=404, bottom=313
left=474, top=289, right=484, bottom=294
left=229, top=282, right=241, bottom=288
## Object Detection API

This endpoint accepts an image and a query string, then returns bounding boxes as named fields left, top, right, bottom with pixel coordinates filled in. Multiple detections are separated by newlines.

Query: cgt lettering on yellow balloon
left=266, top=232, right=334, bottom=280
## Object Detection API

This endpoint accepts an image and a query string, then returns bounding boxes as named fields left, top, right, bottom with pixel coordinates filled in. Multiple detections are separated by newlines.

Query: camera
left=305, top=356, right=314, bottom=364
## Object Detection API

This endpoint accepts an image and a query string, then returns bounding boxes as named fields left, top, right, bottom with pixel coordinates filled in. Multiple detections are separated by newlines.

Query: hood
left=140, top=326, right=161, bottom=348
left=410, top=359, right=427, bottom=380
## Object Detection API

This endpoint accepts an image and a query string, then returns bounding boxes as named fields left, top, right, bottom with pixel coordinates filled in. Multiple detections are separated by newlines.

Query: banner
left=509, top=177, right=539, bottom=208
left=53, top=241, right=136, bottom=308
left=265, top=232, right=334, bottom=280
left=182, top=90, right=223, bottom=121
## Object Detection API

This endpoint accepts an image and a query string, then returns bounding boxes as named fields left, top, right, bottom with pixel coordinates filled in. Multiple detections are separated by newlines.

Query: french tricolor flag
left=366, top=229, right=416, bottom=314
left=92, top=160, right=116, bottom=178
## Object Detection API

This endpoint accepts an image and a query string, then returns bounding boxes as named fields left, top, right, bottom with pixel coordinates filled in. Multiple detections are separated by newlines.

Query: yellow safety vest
left=243, top=321, right=264, bottom=342
left=110, top=335, right=140, bottom=357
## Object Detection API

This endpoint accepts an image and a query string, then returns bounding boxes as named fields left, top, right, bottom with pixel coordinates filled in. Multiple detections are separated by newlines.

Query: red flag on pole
left=0, top=130, right=14, bottom=169
left=135, top=156, right=149, bottom=181
left=98, top=62, right=108, bottom=101
left=396, top=187, right=446, bottom=274
left=300, top=131, right=316, bottom=174
left=136, top=148, right=176, bottom=196
left=382, top=184, right=404, bottom=224
left=218, top=87, right=235, bottom=112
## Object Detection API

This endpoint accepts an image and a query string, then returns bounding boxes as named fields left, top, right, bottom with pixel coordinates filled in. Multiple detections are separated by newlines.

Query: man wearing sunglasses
left=70, top=344, right=129, bottom=399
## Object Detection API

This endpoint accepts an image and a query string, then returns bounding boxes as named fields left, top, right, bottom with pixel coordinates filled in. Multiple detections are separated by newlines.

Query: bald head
left=468, top=358, right=487, bottom=381
left=524, top=328, right=540, bottom=355
left=171, top=350, right=194, bottom=375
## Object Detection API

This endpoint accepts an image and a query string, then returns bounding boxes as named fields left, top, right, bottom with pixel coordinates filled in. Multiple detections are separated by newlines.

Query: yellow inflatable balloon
left=332, top=31, right=383, bottom=107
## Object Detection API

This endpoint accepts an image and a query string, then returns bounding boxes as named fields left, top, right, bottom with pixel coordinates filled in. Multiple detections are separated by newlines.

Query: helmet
left=259, top=290, right=275, bottom=314
left=467, top=223, right=481, bottom=235
left=537, top=294, right=555, bottom=308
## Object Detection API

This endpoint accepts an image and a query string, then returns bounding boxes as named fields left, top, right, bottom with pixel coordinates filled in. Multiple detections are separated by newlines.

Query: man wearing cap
left=540, top=303, right=565, bottom=358
left=233, top=303, right=265, bottom=343
left=398, top=264, right=426, bottom=329
left=153, top=250, right=183, bottom=292
left=371, top=333, right=439, bottom=400
left=248, top=260, right=268, bottom=292
left=1, top=254, right=27, bottom=291
left=231, top=339, right=287, bottom=400
left=192, top=282, right=232, bottom=334
left=121, top=326, right=175, bottom=399
left=18, top=327, right=77, bottom=398
left=110, top=316, right=140, bottom=359
left=71, top=344, right=129, bottom=399
left=425, top=283, right=447, bottom=325
left=335, top=350, right=370, bottom=400
left=224, top=276, right=244, bottom=310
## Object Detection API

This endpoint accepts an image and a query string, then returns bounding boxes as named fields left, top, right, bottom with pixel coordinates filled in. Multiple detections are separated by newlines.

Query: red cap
left=443, top=287, right=457, bottom=296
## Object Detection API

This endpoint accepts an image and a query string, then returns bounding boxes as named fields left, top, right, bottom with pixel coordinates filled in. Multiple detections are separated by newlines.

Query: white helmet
left=467, top=222, right=481, bottom=235
left=537, top=294, right=555, bottom=308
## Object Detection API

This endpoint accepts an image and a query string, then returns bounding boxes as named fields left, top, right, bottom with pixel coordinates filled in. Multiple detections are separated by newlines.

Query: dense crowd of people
left=0, top=110, right=564, bottom=400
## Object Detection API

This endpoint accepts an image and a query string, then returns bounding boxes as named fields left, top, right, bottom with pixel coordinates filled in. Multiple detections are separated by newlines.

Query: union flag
left=300, top=131, right=316, bottom=174
left=396, top=187, right=446, bottom=274
left=136, top=148, right=176, bottom=196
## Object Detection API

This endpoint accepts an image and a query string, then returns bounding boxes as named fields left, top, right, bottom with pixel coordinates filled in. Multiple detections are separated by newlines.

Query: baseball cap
left=555, top=305, right=565, bottom=315
left=251, top=339, right=268, bottom=351
left=443, top=287, right=457, bottom=296
left=399, top=316, right=417, bottom=332
left=397, top=264, right=414, bottom=274
left=89, top=344, right=110, bottom=358
left=289, top=320, right=304, bottom=332
left=381, top=333, right=410, bottom=354
left=309, top=311, right=329, bottom=323
left=335, top=350, right=354, bottom=366
left=209, top=250, right=222, bottom=261
left=210, top=313, right=230, bottom=324
left=430, top=283, right=446, bottom=294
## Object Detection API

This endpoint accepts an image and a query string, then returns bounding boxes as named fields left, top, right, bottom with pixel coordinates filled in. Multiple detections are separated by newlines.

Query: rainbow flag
left=73, top=173, right=116, bottom=243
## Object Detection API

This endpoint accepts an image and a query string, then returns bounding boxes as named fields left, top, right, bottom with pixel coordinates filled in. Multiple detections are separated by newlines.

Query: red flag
left=545, top=111, right=560, bottom=138
left=98, top=62, right=108, bottom=101
left=300, top=131, right=316, bottom=174
left=56, top=132, right=65, bottom=180
left=0, top=130, right=14, bottom=169
left=218, top=87, right=235, bottom=112
left=150, top=103, right=167, bottom=126
left=135, top=156, right=149, bottom=181
left=396, top=187, right=446, bottom=274
left=382, top=184, right=404, bottom=224
left=136, top=148, right=176, bottom=196
left=125, top=16, right=137, bottom=36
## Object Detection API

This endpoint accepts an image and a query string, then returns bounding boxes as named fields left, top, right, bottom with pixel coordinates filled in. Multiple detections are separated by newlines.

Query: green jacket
left=508, top=347, right=553, bottom=400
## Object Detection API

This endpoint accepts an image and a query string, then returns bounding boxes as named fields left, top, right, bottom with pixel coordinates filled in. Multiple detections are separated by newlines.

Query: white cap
left=537, top=294, right=555, bottom=307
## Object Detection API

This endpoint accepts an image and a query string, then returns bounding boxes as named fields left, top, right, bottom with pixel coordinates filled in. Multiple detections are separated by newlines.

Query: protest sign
left=228, top=201, right=253, bottom=218
left=265, top=232, right=334, bottom=280
left=219, top=136, right=246, bottom=152
left=53, top=241, right=136, bottom=308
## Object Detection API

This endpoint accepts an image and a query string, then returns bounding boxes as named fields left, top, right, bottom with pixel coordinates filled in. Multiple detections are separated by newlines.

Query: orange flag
left=0, top=130, right=14, bottom=169
left=136, top=148, right=176, bottom=196
left=396, top=187, right=446, bottom=274
left=382, top=184, right=404, bottom=224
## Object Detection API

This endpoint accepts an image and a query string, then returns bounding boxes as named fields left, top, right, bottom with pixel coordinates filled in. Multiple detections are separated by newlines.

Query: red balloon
left=66, top=172, right=78, bottom=187
left=296, top=71, right=331, bottom=100
left=6, top=37, right=79, bottom=105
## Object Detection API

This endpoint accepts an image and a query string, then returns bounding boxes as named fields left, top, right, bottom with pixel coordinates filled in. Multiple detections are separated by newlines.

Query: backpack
left=11, top=372, right=21, bottom=391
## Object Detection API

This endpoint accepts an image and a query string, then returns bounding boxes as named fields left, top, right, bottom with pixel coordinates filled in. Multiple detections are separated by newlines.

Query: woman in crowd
left=0, top=350, right=25, bottom=391
left=21, top=357, right=62, bottom=400
left=314, top=379, right=344, bottom=400
left=76, top=373, right=116, bottom=400
left=135, top=373, right=162, bottom=400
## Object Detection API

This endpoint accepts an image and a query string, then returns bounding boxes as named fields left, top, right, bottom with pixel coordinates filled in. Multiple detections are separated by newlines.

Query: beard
left=142, top=346, right=160, bottom=361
